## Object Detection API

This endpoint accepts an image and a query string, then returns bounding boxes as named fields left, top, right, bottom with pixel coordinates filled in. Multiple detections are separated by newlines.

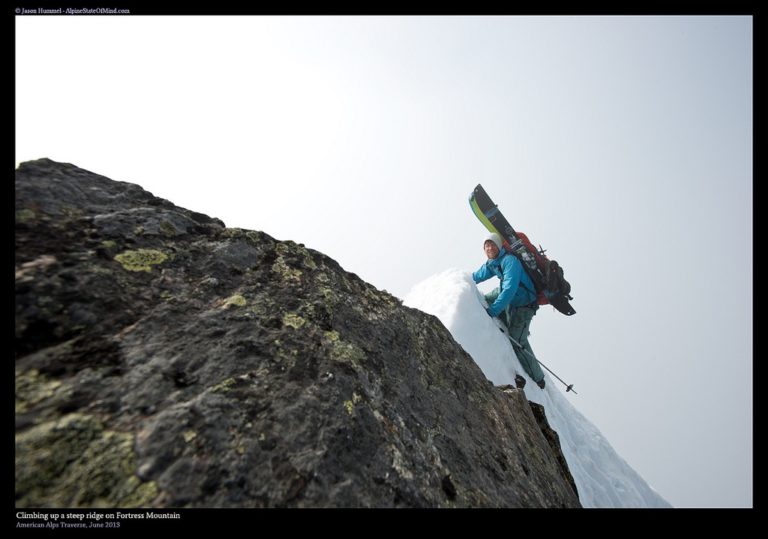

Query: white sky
left=15, top=15, right=752, bottom=508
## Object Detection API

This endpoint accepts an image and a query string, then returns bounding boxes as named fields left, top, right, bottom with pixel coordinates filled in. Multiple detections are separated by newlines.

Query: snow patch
left=404, top=268, right=671, bottom=508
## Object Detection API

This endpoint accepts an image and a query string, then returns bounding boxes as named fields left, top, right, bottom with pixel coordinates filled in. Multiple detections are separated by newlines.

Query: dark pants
left=485, top=288, right=545, bottom=383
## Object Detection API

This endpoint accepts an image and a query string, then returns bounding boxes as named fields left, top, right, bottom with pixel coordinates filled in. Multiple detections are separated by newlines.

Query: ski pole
left=506, top=332, right=577, bottom=394
left=534, top=358, right=578, bottom=394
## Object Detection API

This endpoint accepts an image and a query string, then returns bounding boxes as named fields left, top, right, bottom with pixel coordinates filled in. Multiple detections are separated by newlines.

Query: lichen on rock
left=15, top=413, right=158, bottom=507
left=222, top=294, right=247, bottom=308
left=114, top=249, right=168, bottom=272
left=282, top=313, right=306, bottom=329
left=16, top=208, right=37, bottom=223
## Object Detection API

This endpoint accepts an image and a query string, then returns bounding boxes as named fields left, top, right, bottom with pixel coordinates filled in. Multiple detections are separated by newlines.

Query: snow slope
left=404, top=269, right=671, bottom=508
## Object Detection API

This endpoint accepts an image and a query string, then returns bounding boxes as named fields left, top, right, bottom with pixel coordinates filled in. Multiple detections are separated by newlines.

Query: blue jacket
left=473, top=248, right=537, bottom=316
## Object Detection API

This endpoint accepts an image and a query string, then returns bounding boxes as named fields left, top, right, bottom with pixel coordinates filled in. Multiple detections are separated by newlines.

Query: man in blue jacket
left=473, top=233, right=546, bottom=389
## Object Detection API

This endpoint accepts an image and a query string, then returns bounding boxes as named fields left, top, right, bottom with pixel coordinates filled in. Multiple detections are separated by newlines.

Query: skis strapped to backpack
left=469, top=183, right=576, bottom=316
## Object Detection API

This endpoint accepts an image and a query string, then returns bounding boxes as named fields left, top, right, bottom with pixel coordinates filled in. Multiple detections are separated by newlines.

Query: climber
left=472, top=233, right=546, bottom=389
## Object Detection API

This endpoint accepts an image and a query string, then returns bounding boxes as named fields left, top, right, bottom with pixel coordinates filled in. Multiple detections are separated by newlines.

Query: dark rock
left=441, top=474, right=457, bottom=500
left=528, top=402, right=579, bottom=500
left=15, top=158, right=581, bottom=508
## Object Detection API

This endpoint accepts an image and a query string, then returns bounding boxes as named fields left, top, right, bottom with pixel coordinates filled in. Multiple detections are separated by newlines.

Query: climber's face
left=484, top=240, right=500, bottom=260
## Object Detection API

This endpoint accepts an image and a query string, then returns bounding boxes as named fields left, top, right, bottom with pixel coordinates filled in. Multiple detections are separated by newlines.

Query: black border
left=10, top=3, right=759, bottom=530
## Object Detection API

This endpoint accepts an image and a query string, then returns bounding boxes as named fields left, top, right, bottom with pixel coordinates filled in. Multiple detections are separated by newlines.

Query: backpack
left=509, top=232, right=573, bottom=312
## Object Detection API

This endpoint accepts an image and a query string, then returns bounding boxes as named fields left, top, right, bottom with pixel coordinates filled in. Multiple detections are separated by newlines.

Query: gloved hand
left=486, top=307, right=496, bottom=318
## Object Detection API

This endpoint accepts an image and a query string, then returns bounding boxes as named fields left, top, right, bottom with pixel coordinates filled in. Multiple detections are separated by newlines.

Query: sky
left=15, top=15, right=752, bottom=508
left=404, top=268, right=671, bottom=507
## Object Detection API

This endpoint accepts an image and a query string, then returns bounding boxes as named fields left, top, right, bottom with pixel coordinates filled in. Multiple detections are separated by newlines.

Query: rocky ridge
left=15, top=159, right=580, bottom=508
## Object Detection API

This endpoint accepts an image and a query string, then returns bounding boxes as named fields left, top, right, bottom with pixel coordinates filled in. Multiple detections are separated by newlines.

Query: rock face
left=15, top=159, right=581, bottom=508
